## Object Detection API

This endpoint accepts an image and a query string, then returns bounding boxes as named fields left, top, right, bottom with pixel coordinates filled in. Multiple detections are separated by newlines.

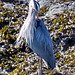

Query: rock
left=2, top=3, right=16, bottom=9
left=46, top=2, right=75, bottom=18
left=68, top=2, right=75, bottom=11
left=0, top=69, right=8, bottom=75
left=39, top=0, right=50, bottom=8
left=0, top=0, right=13, bottom=3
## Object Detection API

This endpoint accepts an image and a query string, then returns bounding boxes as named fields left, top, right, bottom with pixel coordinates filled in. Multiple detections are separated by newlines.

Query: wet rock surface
left=46, top=1, right=75, bottom=18
left=0, top=0, right=75, bottom=75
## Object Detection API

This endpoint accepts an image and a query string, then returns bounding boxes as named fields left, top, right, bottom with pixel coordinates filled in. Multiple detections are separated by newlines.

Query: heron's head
left=29, top=0, right=40, bottom=16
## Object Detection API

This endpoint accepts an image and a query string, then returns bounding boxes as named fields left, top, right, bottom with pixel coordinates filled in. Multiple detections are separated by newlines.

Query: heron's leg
left=39, top=57, right=42, bottom=75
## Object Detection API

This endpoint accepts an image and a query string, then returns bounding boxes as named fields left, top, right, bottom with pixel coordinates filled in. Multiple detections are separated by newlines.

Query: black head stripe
left=34, top=1, right=40, bottom=11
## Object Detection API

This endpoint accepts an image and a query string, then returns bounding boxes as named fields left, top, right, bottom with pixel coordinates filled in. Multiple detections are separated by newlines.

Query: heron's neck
left=28, top=9, right=36, bottom=18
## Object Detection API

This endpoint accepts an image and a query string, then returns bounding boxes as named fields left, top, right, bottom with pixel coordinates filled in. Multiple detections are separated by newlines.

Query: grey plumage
left=17, top=0, right=55, bottom=70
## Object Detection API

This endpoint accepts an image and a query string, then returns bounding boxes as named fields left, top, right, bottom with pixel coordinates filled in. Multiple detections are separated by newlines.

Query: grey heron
left=17, top=0, right=55, bottom=74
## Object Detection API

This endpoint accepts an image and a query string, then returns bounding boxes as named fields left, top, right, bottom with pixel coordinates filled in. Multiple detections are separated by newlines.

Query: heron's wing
left=34, top=19, right=55, bottom=69
left=36, top=19, right=53, bottom=54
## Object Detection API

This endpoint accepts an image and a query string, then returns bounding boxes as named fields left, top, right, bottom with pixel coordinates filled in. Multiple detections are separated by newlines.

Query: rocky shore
left=0, top=0, right=75, bottom=75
